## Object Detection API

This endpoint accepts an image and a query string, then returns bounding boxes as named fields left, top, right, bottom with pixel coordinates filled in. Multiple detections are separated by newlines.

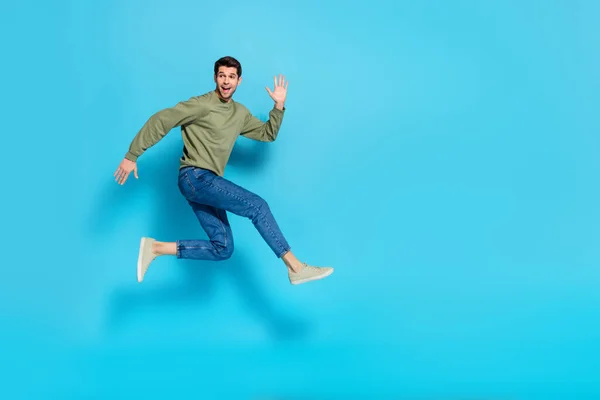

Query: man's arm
left=125, top=96, right=205, bottom=161
left=240, top=105, right=285, bottom=142
left=240, top=74, right=288, bottom=142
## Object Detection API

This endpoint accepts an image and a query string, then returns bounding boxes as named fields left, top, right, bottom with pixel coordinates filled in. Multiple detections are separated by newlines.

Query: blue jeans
left=175, top=166, right=291, bottom=260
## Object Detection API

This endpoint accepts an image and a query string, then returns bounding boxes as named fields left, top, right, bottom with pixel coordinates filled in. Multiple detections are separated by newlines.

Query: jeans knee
left=214, top=241, right=234, bottom=260
left=249, top=196, right=269, bottom=221
left=221, top=243, right=234, bottom=259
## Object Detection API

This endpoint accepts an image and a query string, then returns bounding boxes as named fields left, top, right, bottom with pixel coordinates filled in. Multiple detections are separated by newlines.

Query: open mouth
left=221, top=87, right=231, bottom=94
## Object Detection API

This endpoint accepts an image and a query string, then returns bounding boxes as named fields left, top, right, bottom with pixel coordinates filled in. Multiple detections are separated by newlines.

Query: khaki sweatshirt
left=125, top=90, right=285, bottom=176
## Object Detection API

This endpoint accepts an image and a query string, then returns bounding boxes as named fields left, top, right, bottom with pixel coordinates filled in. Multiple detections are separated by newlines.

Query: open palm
left=266, top=74, right=288, bottom=104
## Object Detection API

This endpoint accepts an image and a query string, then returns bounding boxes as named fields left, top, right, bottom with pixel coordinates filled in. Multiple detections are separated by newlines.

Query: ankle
left=287, top=261, right=304, bottom=274
left=152, top=241, right=177, bottom=256
left=282, top=250, right=303, bottom=273
left=152, top=241, right=164, bottom=256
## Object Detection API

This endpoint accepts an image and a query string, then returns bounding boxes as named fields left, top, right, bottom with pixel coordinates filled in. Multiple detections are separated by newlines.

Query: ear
left=214, top=74, right=217, bottom=83
left=238, top=76, right=243, bottom=85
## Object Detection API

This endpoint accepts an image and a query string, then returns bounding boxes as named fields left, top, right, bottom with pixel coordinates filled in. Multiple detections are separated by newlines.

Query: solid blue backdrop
left=1, top=0, right=599, bottom=398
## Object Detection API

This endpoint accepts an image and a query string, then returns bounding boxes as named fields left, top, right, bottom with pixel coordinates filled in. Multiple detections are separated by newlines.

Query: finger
left=279, top=74, right=283, bottom=87
left=120, top=171, right=129, bottom=185
left=273, top=75, right=277, bottom=89
left=266, top=86, right=273, bottom=96
left=285, top=80, right=289, bottom=90
left=116, top=168, right=126, bottom=182
left=134, top=167, right=138, bottom=179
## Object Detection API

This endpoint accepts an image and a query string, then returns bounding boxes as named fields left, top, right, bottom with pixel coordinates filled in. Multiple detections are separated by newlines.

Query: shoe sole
left=290, top=268, right=334, bottom=285
left=137, top=237, right=148, bottom=283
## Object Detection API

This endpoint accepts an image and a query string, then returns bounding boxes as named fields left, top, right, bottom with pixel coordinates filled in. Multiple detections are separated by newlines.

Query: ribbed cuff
left=125, top=151, right=139, bottom=162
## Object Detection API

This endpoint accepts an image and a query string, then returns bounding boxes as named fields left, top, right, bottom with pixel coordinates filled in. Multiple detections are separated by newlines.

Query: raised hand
left=114, top=157, right=138, bottom=185
left=266, top=74, right=288, bottom=107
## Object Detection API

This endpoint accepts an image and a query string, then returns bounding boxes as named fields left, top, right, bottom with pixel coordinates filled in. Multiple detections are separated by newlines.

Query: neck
left=214, top=89, right=231, bottom=103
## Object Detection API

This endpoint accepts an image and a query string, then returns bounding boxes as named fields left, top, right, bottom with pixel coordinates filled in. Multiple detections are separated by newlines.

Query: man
left=113, top=56, right=333, bottom=285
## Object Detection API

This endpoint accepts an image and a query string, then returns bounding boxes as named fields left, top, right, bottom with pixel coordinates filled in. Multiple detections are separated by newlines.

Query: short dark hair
left=214, top=56, right=242, bottom=77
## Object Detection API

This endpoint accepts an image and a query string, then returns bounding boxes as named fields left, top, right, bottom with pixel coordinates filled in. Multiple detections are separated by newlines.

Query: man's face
left=214, top=66, right=241, bottom=101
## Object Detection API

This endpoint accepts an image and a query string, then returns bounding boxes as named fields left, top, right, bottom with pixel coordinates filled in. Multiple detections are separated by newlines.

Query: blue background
left=1, top=0, right=599, bottom=398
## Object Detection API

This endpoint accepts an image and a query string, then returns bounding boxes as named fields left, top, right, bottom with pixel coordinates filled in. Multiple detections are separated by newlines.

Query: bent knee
left=214, top=242, right=234, bottom=260
left=249, top=196, right=270, bottom=217
left=221, top=244, right=234, bottom=260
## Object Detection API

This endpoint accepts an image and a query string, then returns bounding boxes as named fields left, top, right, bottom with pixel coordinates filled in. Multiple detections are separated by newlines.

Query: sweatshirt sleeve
left=239, top=106, right=285, bottom=142
left=125, top=96, right=206, bottom=162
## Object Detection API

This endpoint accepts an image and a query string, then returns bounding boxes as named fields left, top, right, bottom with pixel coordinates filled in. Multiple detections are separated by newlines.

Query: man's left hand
left=266, top=74, right=288, bottom=110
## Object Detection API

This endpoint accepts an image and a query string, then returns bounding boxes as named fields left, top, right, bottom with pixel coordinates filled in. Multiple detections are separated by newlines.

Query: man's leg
left=179, top=167, right=291, bottom=260
left=176, top=202, right=234, bottom=260
left=178, top=167, right=333, bottom=284
left=137, top=201, right=233, bottom=282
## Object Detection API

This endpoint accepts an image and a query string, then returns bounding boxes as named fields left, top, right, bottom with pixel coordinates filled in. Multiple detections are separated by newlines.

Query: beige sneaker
left=288, top=263, right=334, bottom=285
left=137, top=237, right=157, bottom=283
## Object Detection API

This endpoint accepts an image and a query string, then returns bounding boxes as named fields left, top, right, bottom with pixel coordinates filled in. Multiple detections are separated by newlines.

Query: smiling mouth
left=221, top=87, right=231, bottom=93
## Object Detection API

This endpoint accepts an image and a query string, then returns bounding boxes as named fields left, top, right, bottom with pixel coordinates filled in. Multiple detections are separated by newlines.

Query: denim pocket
left=192, top=167, right=216, bottom=185
left=179, top=168, right=215, bottom=200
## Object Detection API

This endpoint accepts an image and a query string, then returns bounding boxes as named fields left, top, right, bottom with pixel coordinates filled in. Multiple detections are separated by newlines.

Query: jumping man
left=113, top=56, right=334, bottom=285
